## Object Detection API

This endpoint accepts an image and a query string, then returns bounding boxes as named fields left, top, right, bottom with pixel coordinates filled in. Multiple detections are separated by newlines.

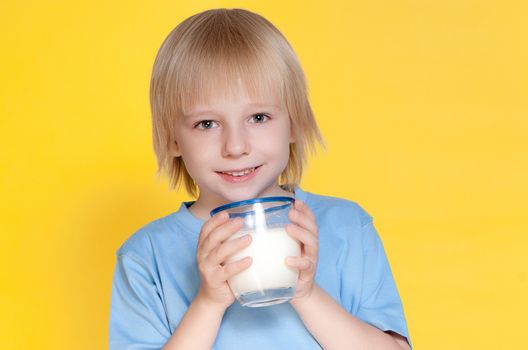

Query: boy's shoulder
left=116, top=212, right=175, bottom=260
left=301, top=189, right=373, bottom=227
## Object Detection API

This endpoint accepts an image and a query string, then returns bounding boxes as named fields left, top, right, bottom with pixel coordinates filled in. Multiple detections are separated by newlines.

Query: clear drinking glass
left=210, top=196, right=300, bottom=307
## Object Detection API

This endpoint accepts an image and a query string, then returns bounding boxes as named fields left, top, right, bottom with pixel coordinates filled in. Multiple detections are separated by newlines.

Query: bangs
left=166, top=10, right=288, bottom=116
left=178, top=51, right=286, bottom=114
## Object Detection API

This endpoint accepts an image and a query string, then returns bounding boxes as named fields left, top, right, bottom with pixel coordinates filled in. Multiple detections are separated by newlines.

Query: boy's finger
left=200, top=217, right=244, bottom=255
left=285, top=223, right=318, bottom=257
left=198, top=211, right=229, bottom=247
left=294, top=200, right=316, bottom=222
left=288, top=207, right=318, bottom=236
left=287, top=256, right=316, bottom=283
left=207, top=233, right=252, bottom=266
left=222, top=256, right=253, bottom=280
left=285, top=256, right=314, bottom=272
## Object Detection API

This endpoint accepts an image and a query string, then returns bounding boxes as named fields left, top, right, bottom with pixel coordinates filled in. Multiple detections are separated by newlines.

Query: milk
left=225, top=227, right=300, bottom=296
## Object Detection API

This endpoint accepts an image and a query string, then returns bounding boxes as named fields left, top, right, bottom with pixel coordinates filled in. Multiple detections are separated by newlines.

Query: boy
left=110, top=8, right=411, bottom=349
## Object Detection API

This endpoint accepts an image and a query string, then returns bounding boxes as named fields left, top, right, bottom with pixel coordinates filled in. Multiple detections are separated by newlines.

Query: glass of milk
left=210, top=196, right=300, bottom=307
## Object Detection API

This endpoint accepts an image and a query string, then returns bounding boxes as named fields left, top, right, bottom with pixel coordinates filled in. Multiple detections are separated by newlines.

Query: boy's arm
left=110, top=214, right=250, bottom=350
left=291, top=285, right=410, bottom=350
left=163, top=213, right=251, bottom=350
left=286, top=200, right=410, bottom=350
left=162, top=293, right=225, bottom=350
left=111, top=253, right=226, bottom=350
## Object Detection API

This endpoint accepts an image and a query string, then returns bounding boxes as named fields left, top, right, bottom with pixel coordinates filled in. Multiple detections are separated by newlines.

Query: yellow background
left=1, top=1, right=527, bottom=348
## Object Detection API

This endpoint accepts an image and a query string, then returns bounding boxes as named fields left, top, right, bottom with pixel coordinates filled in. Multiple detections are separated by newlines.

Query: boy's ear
left=169, top=140, right=182, bottom=157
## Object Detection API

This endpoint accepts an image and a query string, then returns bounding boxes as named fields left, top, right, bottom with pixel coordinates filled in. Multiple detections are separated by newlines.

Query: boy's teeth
left=223, top=167, right=255, bottom=176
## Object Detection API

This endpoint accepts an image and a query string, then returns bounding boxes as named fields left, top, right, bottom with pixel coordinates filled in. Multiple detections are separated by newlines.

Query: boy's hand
left=285, top=199, right=318, bottom=301
left=195, top=212, right=253, bottom=310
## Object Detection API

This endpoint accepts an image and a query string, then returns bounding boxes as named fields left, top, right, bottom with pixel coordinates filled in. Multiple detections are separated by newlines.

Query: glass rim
left=210, top=196, right=294, bottom=217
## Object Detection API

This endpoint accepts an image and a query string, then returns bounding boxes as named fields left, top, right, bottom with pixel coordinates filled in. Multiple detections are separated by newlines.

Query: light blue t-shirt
left=109, top=187, right=411, bottom=349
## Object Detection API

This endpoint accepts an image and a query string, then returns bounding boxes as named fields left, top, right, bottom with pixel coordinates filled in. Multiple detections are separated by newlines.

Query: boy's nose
left=221, top=125, right=251, bottom=158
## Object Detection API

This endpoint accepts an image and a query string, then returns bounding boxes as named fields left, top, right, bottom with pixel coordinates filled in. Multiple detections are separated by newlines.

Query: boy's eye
left=195, top=120, right=218, bottom=130
left=250, top=113, right=270, bottom=123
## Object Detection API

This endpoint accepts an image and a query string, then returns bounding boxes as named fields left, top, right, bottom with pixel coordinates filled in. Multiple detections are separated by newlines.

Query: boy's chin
left=221, top=190, right=259, bottom=203
left=217, top=186, right=271, bottom=203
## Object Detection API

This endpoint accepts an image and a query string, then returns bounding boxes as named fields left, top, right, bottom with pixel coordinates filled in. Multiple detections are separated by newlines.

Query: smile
left=220, top=167, right=257, bottom=176
left=216, top=165, right=262, bottom=182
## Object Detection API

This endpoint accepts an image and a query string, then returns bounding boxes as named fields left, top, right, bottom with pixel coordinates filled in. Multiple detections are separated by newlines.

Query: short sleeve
left=109, top=253, right=171, bottom=350
left=356, top=215, right=412, bottom=348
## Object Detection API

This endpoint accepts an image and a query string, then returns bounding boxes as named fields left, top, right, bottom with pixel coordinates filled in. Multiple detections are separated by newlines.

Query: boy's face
left=171, top=89, right=295, bottom=214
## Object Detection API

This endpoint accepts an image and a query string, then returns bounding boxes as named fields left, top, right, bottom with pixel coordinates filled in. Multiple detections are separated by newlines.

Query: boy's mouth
left=216, top=165, right=262, bottom=182
left=218, top=166, right=258, bottom=176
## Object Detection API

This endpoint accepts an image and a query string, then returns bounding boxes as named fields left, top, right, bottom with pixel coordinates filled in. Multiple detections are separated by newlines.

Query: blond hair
left=150, top=8, right=324, bottom=197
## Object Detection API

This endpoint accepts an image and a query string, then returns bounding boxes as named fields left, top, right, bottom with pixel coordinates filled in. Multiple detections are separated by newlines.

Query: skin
left=162, top=88, right=410, bottom=350
left=169, top=89, right=295, bottom=220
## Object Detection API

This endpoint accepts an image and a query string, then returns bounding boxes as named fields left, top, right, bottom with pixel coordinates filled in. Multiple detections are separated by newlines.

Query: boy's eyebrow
left=185, top=103, right=282, bottom=118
